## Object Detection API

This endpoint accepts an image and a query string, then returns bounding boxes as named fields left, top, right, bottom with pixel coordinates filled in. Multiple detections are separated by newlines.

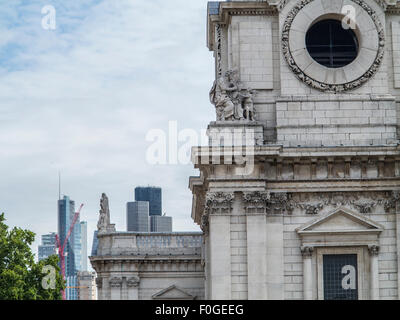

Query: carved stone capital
left=368, top=245, right=380, bottom=256
left=109, top=277, right=123, bottom=288
left=243, top=191, right=270, bottom=214
left=267, top=192, right=294, bottom=215
left=95, top=277, right=103, bottom=289
left=205, top=192, right=234, bottom=215
left=301, top=246, right=314, bottom=257
left=127, top=276, right=140, bottom=288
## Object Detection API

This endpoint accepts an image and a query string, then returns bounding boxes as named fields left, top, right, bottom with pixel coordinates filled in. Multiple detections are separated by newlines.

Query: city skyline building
left=91, top=230, right=98, bottom=256
left=126, top=201, right=150, bottom=232
left=150, top=215, right=172, bottom=233
left=38, top=232, right=57, bottom=261
left=80, top=221, right=88, bottom=272
left=134, top=187, right=162, bottom=216
left=57, top=195, right=83, bottom=300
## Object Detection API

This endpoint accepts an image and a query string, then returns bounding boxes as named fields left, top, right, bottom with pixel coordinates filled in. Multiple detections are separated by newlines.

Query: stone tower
left=190, top=0, right=400, bottom=300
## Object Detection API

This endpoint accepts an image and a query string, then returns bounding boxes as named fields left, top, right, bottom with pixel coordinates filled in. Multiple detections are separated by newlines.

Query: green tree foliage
left=0, top=213, right=65, bottom=300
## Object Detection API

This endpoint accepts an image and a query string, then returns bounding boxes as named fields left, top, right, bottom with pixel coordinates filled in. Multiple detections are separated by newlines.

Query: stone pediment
left=152, top=285, right=196, bottom=300
left=296, top=208, right=384, bottom=235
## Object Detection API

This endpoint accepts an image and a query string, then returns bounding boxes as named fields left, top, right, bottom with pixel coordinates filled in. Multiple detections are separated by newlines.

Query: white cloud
left=0, top=0, right=215, bottom=264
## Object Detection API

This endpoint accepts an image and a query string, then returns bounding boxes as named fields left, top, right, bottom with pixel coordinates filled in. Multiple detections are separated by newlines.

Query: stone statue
left=97, top=193, right=110, bottom=232
left=209, top=68, right=256, bottom=121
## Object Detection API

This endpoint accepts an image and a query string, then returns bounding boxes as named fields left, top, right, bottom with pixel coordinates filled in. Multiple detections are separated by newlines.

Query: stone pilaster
left=368, top=245, right=380, bottom=300
left=301, top=246, right=314, bottom=300
left=127, top=276, right=140, bottom=300
left=109, top=277, right=123, bottom=300
left=243, top=191, right=269, bottom=299
left=205, top=192, right=234, bottom=299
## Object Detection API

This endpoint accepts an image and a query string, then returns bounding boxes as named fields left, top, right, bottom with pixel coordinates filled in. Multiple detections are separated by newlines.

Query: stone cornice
left=192, top=145, right=400, bottom=168
left=207, top=1, right=277, bottom=51
left=90, top=256, right=202, bottom=263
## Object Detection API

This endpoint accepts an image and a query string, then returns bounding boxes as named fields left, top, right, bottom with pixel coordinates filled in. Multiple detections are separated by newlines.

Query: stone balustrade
left=95, top=232, right=203, bottom=257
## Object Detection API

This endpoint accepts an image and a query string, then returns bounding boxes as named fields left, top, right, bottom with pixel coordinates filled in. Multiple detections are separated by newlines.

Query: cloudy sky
left=0, top=0, right=215, bottom=265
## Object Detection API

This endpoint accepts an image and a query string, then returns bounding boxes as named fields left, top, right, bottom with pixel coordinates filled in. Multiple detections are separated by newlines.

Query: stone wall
left=90, top=232, right=205, bottom=300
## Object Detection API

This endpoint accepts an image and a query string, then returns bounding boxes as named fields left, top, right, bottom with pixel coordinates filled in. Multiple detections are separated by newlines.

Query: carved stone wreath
left=282, top=0, right=385, bottom=92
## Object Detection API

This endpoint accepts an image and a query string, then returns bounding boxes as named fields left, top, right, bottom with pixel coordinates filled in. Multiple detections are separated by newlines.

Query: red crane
left=55, top=203, right=84, bottom=300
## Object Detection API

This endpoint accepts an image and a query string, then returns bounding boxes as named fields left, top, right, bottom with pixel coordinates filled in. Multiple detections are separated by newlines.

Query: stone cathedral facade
left=91, top=0, right=400, bottom=300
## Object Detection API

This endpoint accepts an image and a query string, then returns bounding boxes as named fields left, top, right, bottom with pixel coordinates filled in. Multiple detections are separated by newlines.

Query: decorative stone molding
left=215, top=24, right=222, bottom=78
left=266, top=192, right=295, bottom=215
left=201, top=191, right=234, bottom=233
left=384, top=190, right=400, bottom=212
left=96, top=277, right=103, bottom=289
left=282, top=0, right=385, bottom=92
left=301, top=246, right=314, bottom=257
left=368, top=245, right=380, bottom=256
left=205, top=192, right=234, bottom=215
left=242, top=191, right=271, bottom=214
left=109, top=277, right=123, bottom=288
left=286, top=191, right=398, bottom=215
left=279, top=0, right=388, bottom=12
left=127, top=276, right=140, bottom=288
left=200, top=212, right=210, bottom=234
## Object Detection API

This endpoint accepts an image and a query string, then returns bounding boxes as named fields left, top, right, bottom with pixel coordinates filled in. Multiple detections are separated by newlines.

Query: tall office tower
left=38, top=232, right=57, bottom=261
left=126, top=201, right=150, bottom=232
left=134, top=187, right=162, bottom=216
left=80, top=221, right=88, bottom=272
left=58, top=195, right=80, bottom=300
left=150, top=216, right=172, bottom=233
left=91, top=230, right=98, bottom=256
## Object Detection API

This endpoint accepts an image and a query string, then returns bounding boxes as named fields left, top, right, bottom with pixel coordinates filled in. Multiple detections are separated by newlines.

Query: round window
left=305, top=19, right=359, bottom=68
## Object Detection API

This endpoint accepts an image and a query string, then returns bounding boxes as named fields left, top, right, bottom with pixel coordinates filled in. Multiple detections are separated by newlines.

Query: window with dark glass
left=305, top=19, right=359, bottom=68
left=323, top=254, right=358, bottom=300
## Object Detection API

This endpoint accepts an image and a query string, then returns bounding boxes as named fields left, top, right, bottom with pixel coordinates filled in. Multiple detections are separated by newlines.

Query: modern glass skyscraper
left=38, top=232, right=57, bottom=261
left=91, top=230, right=98, bottom=256
left=80, top=221, right=88, bottom=272
left=134, top=187, right=162, bottom=216
left=150, top=216, right=172, bottom=232
left=57, top=195, right=81, bottom=300
left=127, top=201, right=150, bottom=232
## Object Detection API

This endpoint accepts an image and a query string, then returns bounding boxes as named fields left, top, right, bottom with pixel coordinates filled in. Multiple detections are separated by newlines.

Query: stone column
left=127, top=276, right=140, bottom=300
left=301, top=246, right=314, bottom=300
left=369, top=245, right=380, bottom=300
left=109, top=277, right=122, bottom=300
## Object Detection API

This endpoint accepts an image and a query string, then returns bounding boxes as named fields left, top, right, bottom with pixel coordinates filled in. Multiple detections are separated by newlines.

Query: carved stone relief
left=240, top=191, right=399, bottom=216
left=282, top=0, right=385, bottom=92
left=202, top=192, right=235, bottom=233
left=209, top=69, right=256, bottom=121
left=287, top=191, right=399, bottom=215
left=127, top=276, right=140, bottom=288
left=109, top=277, right=123, bottom=288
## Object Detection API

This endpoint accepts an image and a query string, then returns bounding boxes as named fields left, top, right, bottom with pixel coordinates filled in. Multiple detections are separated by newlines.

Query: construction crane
left=55, top=203, right=84, bottom=300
